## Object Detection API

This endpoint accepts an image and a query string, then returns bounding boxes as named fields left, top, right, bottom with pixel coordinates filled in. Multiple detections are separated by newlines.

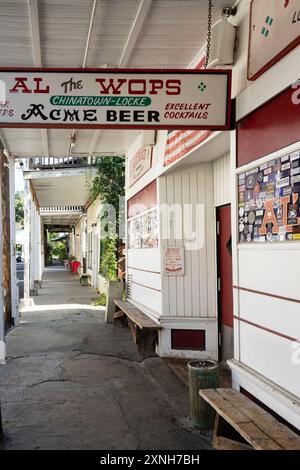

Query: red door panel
left=217, top=205, right=233, bottom=329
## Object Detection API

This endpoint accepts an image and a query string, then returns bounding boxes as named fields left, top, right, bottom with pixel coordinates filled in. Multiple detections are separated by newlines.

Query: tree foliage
left=89, top=157, right=125, bottom=281
left=89, top=156, right=125, bottom=215
left=47, top=232, right=68, bottom=262
left=15, top=191, right=24, bottom=228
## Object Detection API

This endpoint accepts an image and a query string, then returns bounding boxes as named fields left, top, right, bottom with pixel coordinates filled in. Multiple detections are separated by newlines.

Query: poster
left=128, top=209, right=158, bottom=249
left=238, top=150, right=300, bottom=243
left=128, top=217, right=142, bottom=249
left=141, top=210, right=159, bottom=248
left=164, top=247, right=184, bottom=276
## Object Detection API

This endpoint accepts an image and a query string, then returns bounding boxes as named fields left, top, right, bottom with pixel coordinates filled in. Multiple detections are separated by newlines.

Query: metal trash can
left=187, top=360, right=219, bottom=429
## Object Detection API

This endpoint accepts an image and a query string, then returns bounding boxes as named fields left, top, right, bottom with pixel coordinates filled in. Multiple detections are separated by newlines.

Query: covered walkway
left=0, top=266, right=210, bottom=450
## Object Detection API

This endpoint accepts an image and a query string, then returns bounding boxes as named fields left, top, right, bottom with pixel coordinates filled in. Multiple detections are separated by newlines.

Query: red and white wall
left=228, top=0, right=300, bottom=430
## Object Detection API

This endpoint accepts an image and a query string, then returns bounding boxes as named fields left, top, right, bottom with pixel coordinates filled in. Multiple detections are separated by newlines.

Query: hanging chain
left=204, top=0, right=213, bottom=69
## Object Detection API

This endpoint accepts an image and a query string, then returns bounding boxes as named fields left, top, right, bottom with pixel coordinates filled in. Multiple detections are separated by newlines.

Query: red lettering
left=259, top=200, right=279, bottom=235
left=149, top=79, right=164, bottom=95
left=33, top=77, right=49, bottom=93
left=166, top=79, right=181, bottom=95
left=95, top=78, right=127, bottom=95
left=128, top=79, right=146, bottom=95
left=280, top=195, right=293, bottom=232
left=10, top=77, right=31, bottom=93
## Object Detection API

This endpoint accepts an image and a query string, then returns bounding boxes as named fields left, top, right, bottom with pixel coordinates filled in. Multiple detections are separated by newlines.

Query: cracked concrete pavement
left=0, top=266, right=212, bottom=450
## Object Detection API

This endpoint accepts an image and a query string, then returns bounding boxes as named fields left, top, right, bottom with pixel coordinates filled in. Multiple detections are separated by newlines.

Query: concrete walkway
left=0, top=266, right=212, bottom=450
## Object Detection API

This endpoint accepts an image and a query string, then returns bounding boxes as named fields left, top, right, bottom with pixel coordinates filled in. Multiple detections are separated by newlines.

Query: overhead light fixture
left=222, top=6, right=237, bottom=18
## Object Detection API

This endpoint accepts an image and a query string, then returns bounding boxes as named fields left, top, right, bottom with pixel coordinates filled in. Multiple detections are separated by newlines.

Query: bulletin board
left=238, top=150, right=300, bottom=242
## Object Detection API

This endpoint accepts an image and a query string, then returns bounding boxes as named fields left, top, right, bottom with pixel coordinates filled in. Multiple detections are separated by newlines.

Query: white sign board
left=0, top=69, right=231, bottom=130
left=129, top=146, right=152, bottom=187
left=164, top=247, right=184, bottom=276
left=248, top=0, right=300, bottom=80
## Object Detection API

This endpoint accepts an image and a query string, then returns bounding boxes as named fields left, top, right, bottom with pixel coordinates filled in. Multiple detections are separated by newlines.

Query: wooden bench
left=113, top=300, right=160, bottom=354
left=200, top=388, right=300, bottom=450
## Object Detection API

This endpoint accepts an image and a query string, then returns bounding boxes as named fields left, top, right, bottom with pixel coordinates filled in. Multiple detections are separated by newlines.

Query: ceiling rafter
left=89, top=0, right=152, bottom=157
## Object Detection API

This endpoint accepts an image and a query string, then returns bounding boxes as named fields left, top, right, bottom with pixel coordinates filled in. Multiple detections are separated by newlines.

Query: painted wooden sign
left=248, top=0, right=300, bottom=80
left=0, top=68, right=231, bottom=130
left=129, top=146, right=152, bottom=187
left=164, top=246, right=184, bottom=275
left=238, top=150, right=300, bottom=243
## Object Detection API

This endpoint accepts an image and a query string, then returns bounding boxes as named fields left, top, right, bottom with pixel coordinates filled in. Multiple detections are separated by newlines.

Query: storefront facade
left=124, top=0, right=300, bottom=429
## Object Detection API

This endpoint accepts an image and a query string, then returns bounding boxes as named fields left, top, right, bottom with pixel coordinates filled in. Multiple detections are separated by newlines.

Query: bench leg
left=137, top=329, right=157, bottom=354
left=212, top=415, right=253, bottom=451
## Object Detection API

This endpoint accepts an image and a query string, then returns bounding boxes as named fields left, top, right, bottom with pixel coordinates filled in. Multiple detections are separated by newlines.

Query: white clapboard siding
left=238, top=247, right=300, bottom=300
left=159, top=164, right=217, bottom=319
left=236, top=245, right=300, bottom=398
left=239, top=322, right=300, bottom=398
left=127, top=248, right=160, bottom=272
left=239, top=289, right=300, bottom=341
left=130, top=282, right=162, bottom=318
left=213, top=153, right=231, bottom=207
left=127, top=248, right=162, bottom=317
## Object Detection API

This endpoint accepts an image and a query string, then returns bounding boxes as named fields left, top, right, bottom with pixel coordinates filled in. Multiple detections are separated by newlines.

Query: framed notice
left=238, top=150, right=300, bottom=243
left=129, top=146, right=152, bottom=187
left=164, top=247, right=184, bottom=276
left=248, top=0, right=300, bottom=80
left=0, top=68, right=231, bottom=130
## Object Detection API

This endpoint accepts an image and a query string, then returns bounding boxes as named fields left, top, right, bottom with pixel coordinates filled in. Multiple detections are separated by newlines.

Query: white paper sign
left=0, top=69, right=231, bottom=130
left=164, top=247, right=184, bottom=276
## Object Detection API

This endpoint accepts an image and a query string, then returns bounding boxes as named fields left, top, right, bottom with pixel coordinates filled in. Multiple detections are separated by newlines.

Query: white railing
left=40, top=205, right=84, bottom=214
left=29, top=156, right=97, bottom=170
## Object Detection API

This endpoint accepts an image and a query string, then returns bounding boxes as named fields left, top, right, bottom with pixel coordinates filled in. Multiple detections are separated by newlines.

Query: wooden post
left=23, top=176, right=31, bottom=304
left=8, top=155, right=19, bottom=326
left=1, top=153, right=13, bottom=328
left=0, top=155, right=5, bottom=361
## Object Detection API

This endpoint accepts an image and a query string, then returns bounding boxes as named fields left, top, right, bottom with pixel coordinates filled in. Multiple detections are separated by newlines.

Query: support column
left=1, top=153, right=13, bottom=329
left=8, top=155, right=19, bottom=326
left=0, top=154, right=5, bottom=363
left=22, top=176, right=33, bottom=307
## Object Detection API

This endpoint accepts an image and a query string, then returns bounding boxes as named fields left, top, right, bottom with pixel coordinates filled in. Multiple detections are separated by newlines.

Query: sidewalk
left=0, top=266, right=212, bottom=450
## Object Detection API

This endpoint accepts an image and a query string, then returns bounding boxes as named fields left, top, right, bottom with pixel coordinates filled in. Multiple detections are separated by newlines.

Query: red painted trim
left=0, top=68, right=232, bottom=131
left=0, top=123, right=232, bottom=131
left=234, top=315, right=300, bottom=344
left=127, top=266, right=161, bottom=275
left=233, top=285, right=300, bottom=305
left=127, top=180, right=157, bottom=218
left=247, top=1, right=300, bottom=81
left=131, top=280, right=161, bottom=292
left=237, top=86, right=300, bottom=166
left=0, top=67, right=232, bottom=74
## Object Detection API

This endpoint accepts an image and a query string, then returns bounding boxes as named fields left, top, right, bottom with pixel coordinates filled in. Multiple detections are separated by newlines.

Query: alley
left=0, top=266, right=211, bottom=450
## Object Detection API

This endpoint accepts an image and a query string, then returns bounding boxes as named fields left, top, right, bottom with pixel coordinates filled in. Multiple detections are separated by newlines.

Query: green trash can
left=187, top=360, right=219, bottom=429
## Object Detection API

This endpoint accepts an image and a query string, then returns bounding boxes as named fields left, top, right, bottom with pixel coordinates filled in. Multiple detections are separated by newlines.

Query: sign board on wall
left=248, top=0, right=300, bottom=80
left=163, top=247, right=185, bottom=275
left=238, top=150, right=300, bottom=243
left=0, top=69, right=231, bottom=130
left=129, top=146, right=152, bottom=187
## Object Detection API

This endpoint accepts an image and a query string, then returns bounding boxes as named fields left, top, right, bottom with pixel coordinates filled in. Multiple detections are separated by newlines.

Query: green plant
left=89, top=156, right=125, bottom=281
left=15, top=191, right=24, bottom=228
left=100, top=238, right=118, bottom=281
left=92, top=293, right=107, bottom=307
